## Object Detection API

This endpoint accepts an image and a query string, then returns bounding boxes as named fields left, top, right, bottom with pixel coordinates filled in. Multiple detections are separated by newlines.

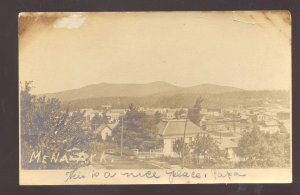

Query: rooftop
left=158, top=120, right=205, bottom=137
left=96, top=121, right=119, bottom=132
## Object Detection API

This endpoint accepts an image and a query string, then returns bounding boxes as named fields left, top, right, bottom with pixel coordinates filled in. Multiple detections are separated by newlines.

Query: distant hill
left=183, top=83, right=243, bottom=94
left=154, top=83, right=243, bottom=96
left=42, top=81, right=244, bottom=102
left=43, top=81, right=180, bottom=101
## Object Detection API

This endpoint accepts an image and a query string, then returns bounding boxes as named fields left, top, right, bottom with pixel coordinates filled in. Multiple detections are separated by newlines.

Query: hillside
left=42, top=82, right=244, bottom=102
left=153, top=83, right=243, bottom=96
left=183, top=83, right=243, bottom=94
left=43, top=81, right=180, bottom=102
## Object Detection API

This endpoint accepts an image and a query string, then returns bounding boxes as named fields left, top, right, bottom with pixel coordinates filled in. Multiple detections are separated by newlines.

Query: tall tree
left=188, top=97, right=203, bottom=125
left=154, top=111, right=162, bottom=124
left=173, top=138, right=190, bottom=157
left=20, top=82, right=91, bottom=168
left=113, top=103, right=161, bottom=151
left=91, top=112, right=102, bottom=130
left=192, top=134, right=223, bottom=164
left=236, top=129, right=290, bottom=168
left=101, top=109, right=109, bottom=124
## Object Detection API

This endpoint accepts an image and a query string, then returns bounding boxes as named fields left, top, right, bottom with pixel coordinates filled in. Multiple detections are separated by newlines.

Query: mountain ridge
left=42, top=82, right=244, bottom=102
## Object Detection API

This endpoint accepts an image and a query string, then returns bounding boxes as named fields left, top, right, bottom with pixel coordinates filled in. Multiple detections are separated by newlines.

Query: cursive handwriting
left=211, top=170, right=246, bottom=180
left=63, top=169, right=247, bottom=183
left=65, top=167, right=86, bottom=182
left=121, top=170, right=160, bottom=179
left=165, top=170, right=203, bottom=184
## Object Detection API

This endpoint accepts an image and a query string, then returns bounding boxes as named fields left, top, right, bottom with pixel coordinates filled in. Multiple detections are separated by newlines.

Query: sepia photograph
left=19, top=11, right=291, bottom=185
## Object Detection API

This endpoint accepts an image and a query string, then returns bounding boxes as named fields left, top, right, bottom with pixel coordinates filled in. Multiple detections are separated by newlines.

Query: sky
left=19, top=11, right=291, bottom=94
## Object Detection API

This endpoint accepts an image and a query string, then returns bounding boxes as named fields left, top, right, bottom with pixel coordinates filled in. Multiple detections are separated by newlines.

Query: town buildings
left=80, top=102, right=290, bottom=161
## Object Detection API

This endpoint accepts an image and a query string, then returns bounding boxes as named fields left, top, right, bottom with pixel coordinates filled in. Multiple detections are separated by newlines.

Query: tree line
left=64, top=90, right=290, bottom=110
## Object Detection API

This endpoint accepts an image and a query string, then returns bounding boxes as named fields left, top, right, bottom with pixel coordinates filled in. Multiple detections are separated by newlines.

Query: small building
left=160, top=109, right=177, bottom=120
left=203, top=120, right=226, bottom=131
left=277, top=111, right=290, bottom=120
left=259, top=120, right=280, bottom=134
left=101, top=104, right=112, bottom=110
left=157, top=120, right=205, bottom=157
left=216, top=138, right=239, bottom=162
left=256, top=113, right=275, bottom=122
left=80, top=108, right=101, bottom=120
left=279, top=119, right=291, bottom=133
left=107, top=112, right=120, bottom=122
left=166, top=112, right=175, bottom=119
left=94, top=122, right=119, bottom=141
left=207, top=108, right=222, bottom=116
left=201, top=115, right=226, bottom=131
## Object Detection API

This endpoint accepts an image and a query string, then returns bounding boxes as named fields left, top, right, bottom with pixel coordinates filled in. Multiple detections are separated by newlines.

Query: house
left=279, top=119, right=291, bottom=133
left=94, top=122, right=119, bottom=141
left=259, top=120, right=280, bottom=134
left=215, top=138, right=239, bottom=162
left=200, top=108, right=222, bottom=116
left=157, top=119, right=205, bottom=157
left=106, top=109, right=126, bottom=122
left=201, top=115, right=226, bottom=131
left=207, top=108, right=222, bottom=116
left=101, top=104, right=112, bottom=110
left=80, top=108, right=101, bottom=120
left=256, top=112, right=275, bottom=122
left=166, top=112, right=175, bottom=119
left=202, top=120, right=225, bottom=131
left=140, top=107, right=168, bottom=115
left=161, top=109, right=178, bottom=120
left=277, top=111, right=290, bottom=120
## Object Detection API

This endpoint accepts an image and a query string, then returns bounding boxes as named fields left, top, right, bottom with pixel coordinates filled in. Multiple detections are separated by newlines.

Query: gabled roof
left=158, top=120, right=205, bottom=137
left=95, top=121, right=119, bottom=133
left=95, top=124, right=111, bottom=133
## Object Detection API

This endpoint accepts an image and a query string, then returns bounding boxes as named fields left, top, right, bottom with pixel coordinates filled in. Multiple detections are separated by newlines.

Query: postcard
left=19, top=11, right=292, bottom=185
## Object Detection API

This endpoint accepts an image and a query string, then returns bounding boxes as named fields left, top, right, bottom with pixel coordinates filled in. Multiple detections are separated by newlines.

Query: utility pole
left=120, top=116, right=124, bottom=157
left=233, top=116, right=236, bottom=133
left=181, top=117, right=188, bottom=168
left=180, top=106, right=201, bottom=168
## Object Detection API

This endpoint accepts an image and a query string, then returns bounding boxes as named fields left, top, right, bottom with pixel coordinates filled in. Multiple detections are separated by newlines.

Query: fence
left=136, top=149, right=164, bottom=159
